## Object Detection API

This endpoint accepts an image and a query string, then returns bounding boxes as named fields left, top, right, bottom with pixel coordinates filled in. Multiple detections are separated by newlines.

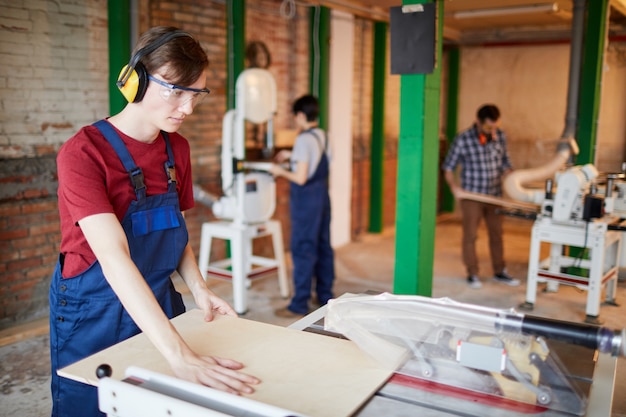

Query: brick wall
left=3, top=1, right=622, bottom=329
left=0, top=0, right=383, bottom=327
left=0, top=0, right=108, bottom=328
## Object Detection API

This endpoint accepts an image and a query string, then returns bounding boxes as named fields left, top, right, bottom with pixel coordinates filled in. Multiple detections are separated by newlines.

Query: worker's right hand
left=449, top=185, right=464, bottom=201
left=169, top=348, right=261, bottom=396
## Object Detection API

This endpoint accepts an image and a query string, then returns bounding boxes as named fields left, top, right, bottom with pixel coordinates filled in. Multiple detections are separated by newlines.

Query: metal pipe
left=561, top=0, right=586, bottom=140
left=503, top=0, right=587, bottom=203
left=513, top=315, right=625, bottom=357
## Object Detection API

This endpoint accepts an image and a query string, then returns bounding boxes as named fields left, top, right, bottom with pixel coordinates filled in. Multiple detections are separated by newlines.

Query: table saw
left=293, top=293, right=623, bottom=417
left=60, top=293, right=622, bottom=417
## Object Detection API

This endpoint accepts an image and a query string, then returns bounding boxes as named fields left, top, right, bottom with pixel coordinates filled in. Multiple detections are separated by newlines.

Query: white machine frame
left=197, top=220, right=289, bottom=314
left=197, top=68, right=289, bottom=314
left=525, top=216, right=622, bottom=323
left=99, top=366, right=305, bottom=417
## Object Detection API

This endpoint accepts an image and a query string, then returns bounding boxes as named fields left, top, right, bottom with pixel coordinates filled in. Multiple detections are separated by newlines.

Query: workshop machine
left=518, top=162, right=626, bottom=322
left=211, top=68, right=278, bottom=224
left=196, top=68, right=290, bottom=314
left=97, top=365, right=305, bottom=417
left=95, top=294, right=624, bottom=416
left=324, top=293, right=626, bottom=417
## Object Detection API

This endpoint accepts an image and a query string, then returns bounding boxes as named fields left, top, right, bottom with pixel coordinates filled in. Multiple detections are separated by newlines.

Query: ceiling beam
left=311, top=0, right=389, bottom=21
left=443, top=25, right=461, bottom=42
left=611, top=0, right=626, bottom=17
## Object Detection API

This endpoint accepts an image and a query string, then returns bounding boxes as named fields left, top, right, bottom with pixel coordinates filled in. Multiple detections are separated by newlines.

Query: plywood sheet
left=58, top=309, right=396, bottom=417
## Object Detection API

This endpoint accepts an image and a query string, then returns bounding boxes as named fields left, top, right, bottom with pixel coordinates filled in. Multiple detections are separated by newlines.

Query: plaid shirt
left=442, top=124, right=512, bottom=197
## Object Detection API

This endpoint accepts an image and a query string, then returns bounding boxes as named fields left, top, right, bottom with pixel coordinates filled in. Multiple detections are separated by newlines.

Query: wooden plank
left=0, top=317, right=49, bottom=347
left=458, top=190, right=540, bottom=211
left=58, top=309, right=398, bottom=417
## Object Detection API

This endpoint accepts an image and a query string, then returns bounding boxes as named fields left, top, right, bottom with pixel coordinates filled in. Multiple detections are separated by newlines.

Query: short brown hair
left=134, top=26, right=209, bottom=87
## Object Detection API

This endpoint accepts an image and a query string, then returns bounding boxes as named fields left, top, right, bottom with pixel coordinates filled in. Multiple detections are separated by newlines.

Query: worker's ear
left=294, top=111, right=306, bottom=125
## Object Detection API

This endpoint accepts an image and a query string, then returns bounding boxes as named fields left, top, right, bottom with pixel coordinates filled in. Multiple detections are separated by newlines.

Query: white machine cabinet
left=524, top=216, right=622, bottom=323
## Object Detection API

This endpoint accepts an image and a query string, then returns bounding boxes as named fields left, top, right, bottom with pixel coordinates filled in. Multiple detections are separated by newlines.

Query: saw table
left=290, top=300, right=619, bottom=417
left=59, top=297, right=620, bottom=416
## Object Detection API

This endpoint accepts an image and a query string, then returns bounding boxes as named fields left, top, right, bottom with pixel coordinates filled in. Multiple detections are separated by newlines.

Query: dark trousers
left=461, top=199, right=505, bottom=277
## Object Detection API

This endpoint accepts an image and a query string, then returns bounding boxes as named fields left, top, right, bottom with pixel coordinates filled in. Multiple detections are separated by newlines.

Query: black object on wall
left=390, top=4, right=436, bottom=74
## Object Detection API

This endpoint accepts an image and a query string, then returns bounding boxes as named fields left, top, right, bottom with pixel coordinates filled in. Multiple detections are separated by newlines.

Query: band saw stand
left=197, top=68, right=289, bottom=314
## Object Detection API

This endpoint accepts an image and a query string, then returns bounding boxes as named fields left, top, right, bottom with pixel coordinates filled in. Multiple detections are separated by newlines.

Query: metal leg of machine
left=523, top=218, right=621, bottom=323
left=197, top=220, right=289, bottom=314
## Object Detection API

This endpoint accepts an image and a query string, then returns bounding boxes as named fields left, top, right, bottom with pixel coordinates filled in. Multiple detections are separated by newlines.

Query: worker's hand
left=191, top=284, right=237, bottom=321
left=170, top=348, right=261, bottom=396
left=268, top=163, right=285, bottom=177
left=274, top=149, right=291, bottom=163
left=450, top=185, right=465, bottom=201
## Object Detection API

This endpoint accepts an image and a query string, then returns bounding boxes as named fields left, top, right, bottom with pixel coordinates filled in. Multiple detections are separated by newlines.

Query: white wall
left=597, top=42, right=626, bottom=172
left=457, top=42, right=626, bottom=173
left=328, top=10, right=354, bottom=247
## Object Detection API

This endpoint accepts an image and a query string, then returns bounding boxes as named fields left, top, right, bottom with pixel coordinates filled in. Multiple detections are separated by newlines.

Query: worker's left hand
left=193, top=286, right=238, bottom=321
left=268, top=163, right=284, bottom=177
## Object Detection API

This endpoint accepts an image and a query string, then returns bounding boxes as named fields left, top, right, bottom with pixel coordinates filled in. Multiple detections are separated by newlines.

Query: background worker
left=269, top=95, right=335, bottom=318
left=442, top=104, right=520, bottom=289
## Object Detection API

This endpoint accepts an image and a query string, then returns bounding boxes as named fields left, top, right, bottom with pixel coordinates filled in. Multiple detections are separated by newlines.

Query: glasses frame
left=147, top=75, right=211, bottom=106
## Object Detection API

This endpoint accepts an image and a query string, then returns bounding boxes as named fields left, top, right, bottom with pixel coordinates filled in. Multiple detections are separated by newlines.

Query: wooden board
left=459, top=190, right=540, bottom=211
left=58, top=309, right=397, bottom=417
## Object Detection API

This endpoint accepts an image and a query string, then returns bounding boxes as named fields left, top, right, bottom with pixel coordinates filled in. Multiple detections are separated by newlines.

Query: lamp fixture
left=453, top=2, right=559, bottom=20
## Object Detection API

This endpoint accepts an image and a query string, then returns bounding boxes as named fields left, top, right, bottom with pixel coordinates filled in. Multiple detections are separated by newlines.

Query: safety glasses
left=148, top=75, right=211, bottom=107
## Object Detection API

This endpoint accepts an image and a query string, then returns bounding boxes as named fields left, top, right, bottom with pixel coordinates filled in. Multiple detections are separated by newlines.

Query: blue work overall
left=49, top=120, right=187, bottom=417
left=287, top=130, right=335, bottom=315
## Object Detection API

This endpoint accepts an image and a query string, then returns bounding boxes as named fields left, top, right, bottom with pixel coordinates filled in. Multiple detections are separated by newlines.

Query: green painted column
left=369, top=21, right=387, bottom=233
left=309, top=6, right=331, bottom=130
left=576, top=0, right=609, bottom=164
left=393, top=0, right=443, bottom=296
left=225, top=0, right=246, bottom=258
left=441, top=47, right=460, bottom=213
left=227, top=0, right=246, bottom=110
left=108, top=0, right=131, bottom=115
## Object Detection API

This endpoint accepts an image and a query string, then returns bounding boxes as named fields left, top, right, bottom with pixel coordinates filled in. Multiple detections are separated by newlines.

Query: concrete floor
left=1, top=214, right=625, bottom=416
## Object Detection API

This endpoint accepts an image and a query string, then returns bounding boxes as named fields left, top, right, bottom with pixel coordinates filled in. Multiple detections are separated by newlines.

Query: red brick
left=10, top=234, right=48, bottom=249
left=21, top=200, right=58, bottom=215
left=0, top=204, right=21, bottom=217
left=9, top=213, right=43, bottom=227
left=20, top=244, right=55, bottom=259
left=30, top=222, right=60, bottom=236
left=7, top=257, right=42, bottom=271
left=0, top=271, right=23, bottom=284
left=0, top=229, right=29, bottom=241
left=0, top=251, right=20, bottom=262
left=26, top=265, right=54, bottom=280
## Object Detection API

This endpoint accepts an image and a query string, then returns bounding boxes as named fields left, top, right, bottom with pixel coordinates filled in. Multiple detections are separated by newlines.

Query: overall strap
left=161, top=132, right=177, bottom=193
left=94, top=120, right=146, bottom=200
left=306, top=128, right=326, bottom=153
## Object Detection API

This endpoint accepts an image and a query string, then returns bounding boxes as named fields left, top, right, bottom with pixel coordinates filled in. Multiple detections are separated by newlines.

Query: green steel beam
left=393, top=0, right=443, bottom=297
left=309, top=6, right=331, bottom=130
left=225, top=0, right=246, bottom=258
left=441, top=47, right=460, bottom=213
left=227, top=0, right=246, bottom=110
left=369, top=21, right=388, bottom=233
left=576, top=0, right=609, bottom=164
left=108, top=0, right=131, bottom=115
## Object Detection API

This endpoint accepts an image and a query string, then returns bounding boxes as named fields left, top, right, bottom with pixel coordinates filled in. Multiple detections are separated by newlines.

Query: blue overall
left=287, top=130, right=335, bottom=314
left=49, top=120, right=187, bottom=417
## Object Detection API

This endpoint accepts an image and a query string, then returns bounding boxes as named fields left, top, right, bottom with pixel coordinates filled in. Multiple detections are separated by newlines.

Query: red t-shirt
left=57, top=122, right=195, bottom=278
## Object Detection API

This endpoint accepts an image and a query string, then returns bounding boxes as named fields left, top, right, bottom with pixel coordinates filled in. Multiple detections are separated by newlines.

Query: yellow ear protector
left=116, top=30, right=192, bottom=103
